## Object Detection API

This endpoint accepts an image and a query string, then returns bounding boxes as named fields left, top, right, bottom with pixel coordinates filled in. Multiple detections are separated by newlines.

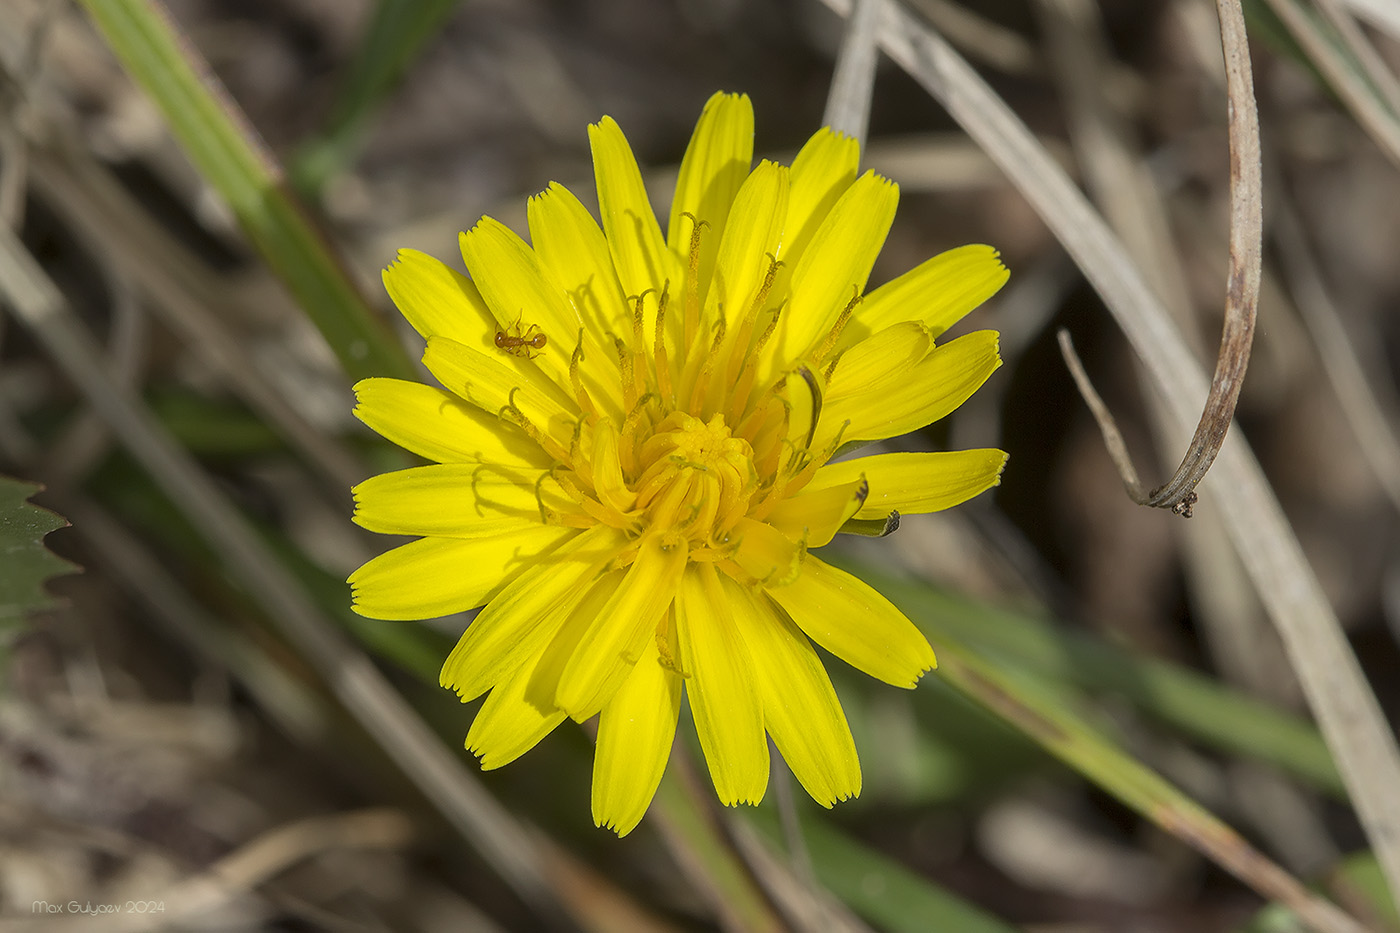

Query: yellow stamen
left=653, top=281, right=673, bottom=407
left=499, top=387, right=570, bottom=463
left=569, top=330, right=596, bottom=418
left=728, top=300, right=786, bottom=423
left=812, top=287, right=862, bottom=364
left=681, top=212, right=707, bottom=349
left=686, top=316, right=727, bottom=415
left=629, top=290, right=651, bottom=403
left=725, top=254, right=783, bottom=387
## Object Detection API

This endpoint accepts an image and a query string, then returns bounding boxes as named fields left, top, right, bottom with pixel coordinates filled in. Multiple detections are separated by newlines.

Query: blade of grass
left=0, top=223, right=568, bottom=926
left=75, top=0, right=417, bottom=384
left=292, top=0, right=463, bottom=195
left=1272, top=196, right=1400, bottom=517
left=824, top=0, right=881, bottom=148
left=27, top=146, right=370, bottom=493
left=871, top=594, right=1366, bottom=932
left=1257, top=0, right=1400, bottom=168
left=841, top=561, right=1344, bottom=799
left=745, top=808, right=1023, bottom=933
left=814, top=0, right=1400, bottom=906
left=651, top=756, right=787, bottom=933
left=725, top=816, right=874, bottom=933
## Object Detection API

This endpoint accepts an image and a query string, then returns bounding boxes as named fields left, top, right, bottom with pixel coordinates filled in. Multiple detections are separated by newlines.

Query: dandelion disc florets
left=349, top=91, right=1011, bottom=835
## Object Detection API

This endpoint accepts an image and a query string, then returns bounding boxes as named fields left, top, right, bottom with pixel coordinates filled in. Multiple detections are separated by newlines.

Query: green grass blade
left=1245, top=851, right=1400, bottom=932
left=837, top=563, right=1362, bottom=931
left=293, top=0, right=464, bottom=194
left=843, top=562, right=1344, bottom=799
left=651, top=766, right=786, bottom=933
left=76, top=0, right=417, bottom=385
left=746, top=808, right=1022, bottom=933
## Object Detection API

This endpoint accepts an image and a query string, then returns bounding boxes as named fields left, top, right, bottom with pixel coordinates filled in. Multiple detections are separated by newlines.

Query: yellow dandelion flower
left=349, top=92, right=1009, bottom=836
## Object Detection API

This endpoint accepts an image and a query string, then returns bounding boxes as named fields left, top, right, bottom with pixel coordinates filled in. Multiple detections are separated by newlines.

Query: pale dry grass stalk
left=1262, top=0, right=1400, bottom=169
left=1273, top=196, right=1400, bottom=516
left=0, top=224, right=572, bottom=927
left=1035, top=8, right=1332, bottom=874
left=824, top=0, right=880, bottom=147
left=814, top=0, right=1400, bottom=912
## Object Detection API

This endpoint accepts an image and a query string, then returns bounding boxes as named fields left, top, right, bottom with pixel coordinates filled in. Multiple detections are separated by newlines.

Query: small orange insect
left=494, top=315, right=547, bottom=358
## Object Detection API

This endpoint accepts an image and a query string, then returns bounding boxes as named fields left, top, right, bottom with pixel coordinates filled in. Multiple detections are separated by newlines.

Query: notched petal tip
left=913, top=654, right=938, bottom=681
left=810, top=125, right=858, bottom=146
left=991, top=450, right=1011, bottom=485
left=718, top=791, right=766, bottom=808
left=594, top=815, right=639, bottom=838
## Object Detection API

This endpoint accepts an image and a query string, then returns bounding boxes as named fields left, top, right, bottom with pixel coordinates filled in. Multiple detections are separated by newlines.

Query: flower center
left=632, top=412, right=757, bottom=547
left=539, top=236, right=857, bottom=562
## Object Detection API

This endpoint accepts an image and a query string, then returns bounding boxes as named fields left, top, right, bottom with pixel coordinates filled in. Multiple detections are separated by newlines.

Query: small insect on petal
left=495, top=313, right=548, bottom=358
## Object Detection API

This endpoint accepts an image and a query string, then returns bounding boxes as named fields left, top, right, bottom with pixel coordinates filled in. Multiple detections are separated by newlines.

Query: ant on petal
left=494, top=314, right=547, bottom=359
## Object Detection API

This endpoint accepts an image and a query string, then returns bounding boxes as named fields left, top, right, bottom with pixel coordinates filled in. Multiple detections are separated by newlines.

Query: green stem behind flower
left=76, top=0, right=417, bottom=385
left=841, top=563, right=1361, bottom=932
left=291, top=0, right=464, bottom=196
left=859, top=570, right=1345, bottom=799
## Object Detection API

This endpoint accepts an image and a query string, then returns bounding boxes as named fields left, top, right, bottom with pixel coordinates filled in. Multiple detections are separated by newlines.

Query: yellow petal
left=767, top=556, right=936, bottom=688
left=466, top=644, right=568, bottom=770
left=555, top=534, right=688, bottom=718
left=668, top=91, right=755, bottom=305
left=819, top=330, right=1001, bottom=447
left=779, top=128, right=860, bottom=268
left=589, top=116, right=683, bottom=309
left=769, top=171, right=898, bottom=374
left=352, top=377, right=546, bottom=467
left=527, top=182, right=631, bottom=378
left=526, top=567, right=624, bottom=723
left=349, top=525, right=576, bottom=620
left=853, top=244, right=1009, bottom=344
left=811, top=449, right=1008, bottom=520
left=440, top=526, right=623, bottom=701
left=422, top=335, right=574, bottom=441
left=592, top=632, right=682, bottom=836
left=676, top=564, right=769, bottom=806
left=708, top=161, right=789, bottom=339
left=351, top=463, right=568, bottom=536
left=765, top=475, right=867, bottom=548
left=729, top=581, right=860, bottom=806
left=825, top=322, right=931, bottom=401
left=459, top=217, right=587, bottom=396
left=591, top=418, right=637, bottom=514
left=382, top=248, right=492, bottom=344
left=727, top=517, right=803, bottom=586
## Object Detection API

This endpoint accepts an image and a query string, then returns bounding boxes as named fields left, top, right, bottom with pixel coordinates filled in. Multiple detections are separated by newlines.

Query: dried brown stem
left=1055, top=0, right=1261, bottom=519
left=817, top=0, right=1400, bottom=912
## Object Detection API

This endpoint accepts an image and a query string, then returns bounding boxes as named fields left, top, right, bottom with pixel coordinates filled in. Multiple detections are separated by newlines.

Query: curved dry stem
left=1056, top=329, right=1146, bottom=499
left=1052, top=0, right=1261, bottom=520
left=814, top=0, right=1400, bottom=910
left=1141, top=0, right=1260, bottom=514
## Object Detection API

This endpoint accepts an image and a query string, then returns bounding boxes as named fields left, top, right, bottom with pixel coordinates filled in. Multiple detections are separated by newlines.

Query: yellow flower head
left=350, top=92, right=1009, bottom=835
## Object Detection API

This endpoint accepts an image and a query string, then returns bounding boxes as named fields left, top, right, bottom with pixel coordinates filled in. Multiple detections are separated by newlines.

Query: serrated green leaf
left=0, top=477, right=79, bottom=628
